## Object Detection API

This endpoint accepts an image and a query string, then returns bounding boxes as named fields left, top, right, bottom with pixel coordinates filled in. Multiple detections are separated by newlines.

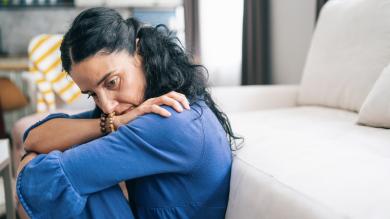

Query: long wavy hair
left=60, top=7, right=242, bottom=150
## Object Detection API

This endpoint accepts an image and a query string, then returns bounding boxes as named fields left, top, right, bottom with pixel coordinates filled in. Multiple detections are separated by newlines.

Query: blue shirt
left=16, top=101, right=232, bottom=219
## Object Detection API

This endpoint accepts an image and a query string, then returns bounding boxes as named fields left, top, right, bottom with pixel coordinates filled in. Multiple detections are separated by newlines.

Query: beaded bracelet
left=100, top=112, right=116, bottom=134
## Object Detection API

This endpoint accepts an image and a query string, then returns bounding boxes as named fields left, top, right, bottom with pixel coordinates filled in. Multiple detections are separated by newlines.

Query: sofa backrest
left=298, top=0, right=390, bottom=112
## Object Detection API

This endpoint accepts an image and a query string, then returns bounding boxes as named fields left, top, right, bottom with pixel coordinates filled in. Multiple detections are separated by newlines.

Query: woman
left=16, top=7, right=240, bottom=219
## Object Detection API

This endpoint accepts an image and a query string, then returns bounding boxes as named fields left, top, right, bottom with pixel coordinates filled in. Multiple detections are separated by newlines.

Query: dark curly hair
left=60, top=7, right=242, bottom=150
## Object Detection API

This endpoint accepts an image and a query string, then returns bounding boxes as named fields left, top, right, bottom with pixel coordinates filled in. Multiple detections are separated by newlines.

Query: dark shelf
left=0, top=0, right=74, bottom=9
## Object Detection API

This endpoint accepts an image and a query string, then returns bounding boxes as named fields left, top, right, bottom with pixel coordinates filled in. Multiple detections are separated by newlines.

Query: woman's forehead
left=71, top=52, right=131, bottom=76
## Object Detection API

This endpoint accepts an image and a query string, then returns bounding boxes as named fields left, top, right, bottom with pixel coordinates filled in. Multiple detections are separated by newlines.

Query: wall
left=270, top=0, right=316, bottom=84
left=0, top=8, right=130, bottom=56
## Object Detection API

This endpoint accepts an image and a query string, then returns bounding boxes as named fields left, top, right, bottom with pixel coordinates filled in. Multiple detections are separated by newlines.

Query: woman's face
left=70, top=50, right=146, bottom=115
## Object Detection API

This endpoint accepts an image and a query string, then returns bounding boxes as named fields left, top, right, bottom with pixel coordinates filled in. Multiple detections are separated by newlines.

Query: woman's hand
left=114, top=91, right=190, bottom=129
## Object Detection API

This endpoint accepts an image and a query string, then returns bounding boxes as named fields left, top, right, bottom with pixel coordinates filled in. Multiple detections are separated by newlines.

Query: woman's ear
left=134, top=38, right=143, bottom=67
left=135, top=38, right=140, bottom=53
left=134, top=53, right=143, bottom=67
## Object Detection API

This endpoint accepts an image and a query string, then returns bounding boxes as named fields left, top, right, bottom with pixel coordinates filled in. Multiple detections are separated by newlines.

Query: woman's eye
left=106, top=77, right=119, bottom=89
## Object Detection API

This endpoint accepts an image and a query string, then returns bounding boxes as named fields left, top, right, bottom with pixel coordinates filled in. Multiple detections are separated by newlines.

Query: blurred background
left=0, top=0, right=322, bottom=218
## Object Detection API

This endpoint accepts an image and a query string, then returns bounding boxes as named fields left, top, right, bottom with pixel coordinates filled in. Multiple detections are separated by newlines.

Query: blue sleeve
left=16, top=107, right=205, bottom=218
left=22, top=107, right=101, bottom=143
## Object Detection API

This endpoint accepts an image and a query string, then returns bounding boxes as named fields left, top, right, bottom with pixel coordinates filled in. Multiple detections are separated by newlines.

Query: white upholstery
left=212, top=85, right=298, bottom=113
left=215, top=1, right=390, bottom=217
left=358, top=64, right=390, bottom=128
left=298, top=0, right=390, bottom=112
left=225, top=107, right=390, bottom=219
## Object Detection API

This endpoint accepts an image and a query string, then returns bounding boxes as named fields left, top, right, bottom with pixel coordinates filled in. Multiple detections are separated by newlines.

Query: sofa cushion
left=226, top=107, right=390, bottom=219
left=298, top=0, right=390, bottom=112
left=357, top=64, right=390, bottom=128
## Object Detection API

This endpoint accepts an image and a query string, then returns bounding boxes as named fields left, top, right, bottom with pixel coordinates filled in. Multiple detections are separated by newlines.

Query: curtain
left=316, top=0, right=329, bottom=22
left=241, top=0, right=271, bottom=85
left=183, top=0, right=201, bottom=64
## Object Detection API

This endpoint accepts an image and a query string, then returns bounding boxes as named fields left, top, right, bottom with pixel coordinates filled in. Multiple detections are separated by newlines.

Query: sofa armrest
left=210, top=85, right=299, bottom=113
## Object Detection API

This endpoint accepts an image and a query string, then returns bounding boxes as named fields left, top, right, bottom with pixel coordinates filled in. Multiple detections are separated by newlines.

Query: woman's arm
left=24, top=91, right=190, bottom=154
left=24, top=118, right=102, bottom=154
left=17, top=104, right=203, bottom=218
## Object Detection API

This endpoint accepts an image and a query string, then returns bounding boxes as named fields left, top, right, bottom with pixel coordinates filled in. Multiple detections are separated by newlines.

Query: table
left=0, top=139, right=16, bottom=219
left=0, top=57, right=28, bottom=72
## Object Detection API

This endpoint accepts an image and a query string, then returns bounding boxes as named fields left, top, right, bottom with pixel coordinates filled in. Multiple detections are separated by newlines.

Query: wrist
left=113, top=115, right=123, bottom=130
left=100, top=112, right=117, bottom=134
left=119, top=108, right=140, bottom=127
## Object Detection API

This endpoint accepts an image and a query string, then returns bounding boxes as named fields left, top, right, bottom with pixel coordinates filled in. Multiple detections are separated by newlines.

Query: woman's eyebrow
left=80, top=70, right=116, bottom=94
left=96, top=71, right=115, bottom=86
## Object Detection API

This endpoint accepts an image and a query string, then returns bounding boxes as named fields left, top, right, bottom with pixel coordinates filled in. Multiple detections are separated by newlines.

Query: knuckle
left=162, top=95, right=170, bottom=101
left=138, top=106, right=146, bottom=113
left=179, top=94, right=186, bottom=100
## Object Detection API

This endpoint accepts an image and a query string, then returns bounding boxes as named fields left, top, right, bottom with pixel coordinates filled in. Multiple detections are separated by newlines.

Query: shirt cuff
left=16, top=151, right=87, bottom=218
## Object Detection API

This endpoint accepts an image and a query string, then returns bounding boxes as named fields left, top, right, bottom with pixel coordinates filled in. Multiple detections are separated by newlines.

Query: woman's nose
left=99, top=93, right=117, bottom=114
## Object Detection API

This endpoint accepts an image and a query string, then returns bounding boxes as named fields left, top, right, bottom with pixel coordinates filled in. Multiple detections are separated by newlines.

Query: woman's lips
left=121, top=106, right=135, bottom=115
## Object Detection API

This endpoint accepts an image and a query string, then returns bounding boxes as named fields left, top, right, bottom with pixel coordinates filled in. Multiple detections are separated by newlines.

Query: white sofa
left=10, top=0, right=390, bottom=218
left=212, top=0, right=390, bottom=218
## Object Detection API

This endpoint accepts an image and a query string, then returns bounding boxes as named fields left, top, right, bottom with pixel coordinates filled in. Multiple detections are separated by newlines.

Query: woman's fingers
left=166, top=91, right=190, bottom=110
left=155, top=95, right=184, bottom=113
left=150, top=104, right=171, bottom=117
left=133, top=91, right=190, bottom=119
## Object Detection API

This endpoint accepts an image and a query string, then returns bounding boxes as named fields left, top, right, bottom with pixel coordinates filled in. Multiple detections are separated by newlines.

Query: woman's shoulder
left=112, top=102, right=207, bottom=162
left=132, top=101, right=207, bottom=128
left=120, top=101, right=209, bottom=143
